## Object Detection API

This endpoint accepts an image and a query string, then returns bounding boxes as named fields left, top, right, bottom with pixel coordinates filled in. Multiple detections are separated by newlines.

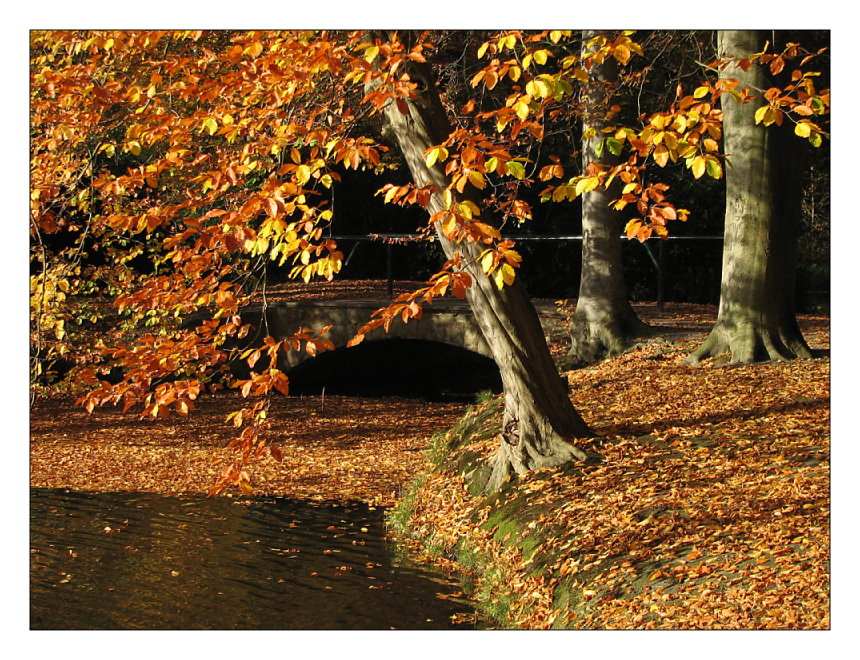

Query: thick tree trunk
left=569, top=31, right=650, bottom=364
left=371, top=39, right=595, bottom=492
left=685, top=30, right=812, bottom=366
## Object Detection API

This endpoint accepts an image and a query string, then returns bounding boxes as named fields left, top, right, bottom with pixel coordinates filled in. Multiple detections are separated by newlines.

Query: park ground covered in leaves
left=30, top=288, right=829, bottom=629
left=394, top=303, right=829, bottom=629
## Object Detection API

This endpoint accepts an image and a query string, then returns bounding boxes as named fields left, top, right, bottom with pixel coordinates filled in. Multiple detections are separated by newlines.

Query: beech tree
left=364, top=31, right=593, bottom=491
left=684, top=30, right=821, bottom=365
left=30, top=30, right=607, bottom=494
left=567, top=31, right=650, bottom=363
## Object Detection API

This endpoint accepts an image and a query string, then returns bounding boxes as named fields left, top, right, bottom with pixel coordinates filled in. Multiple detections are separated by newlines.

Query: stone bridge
left=240, top=297, right=565, bottom=371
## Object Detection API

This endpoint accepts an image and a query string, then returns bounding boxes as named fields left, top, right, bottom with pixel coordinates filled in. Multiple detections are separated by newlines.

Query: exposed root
left=684, top=320, right=813, bottom=366
left=568, top=311, right=653, bottom=366
left=484, top=433, right=589, bottom=493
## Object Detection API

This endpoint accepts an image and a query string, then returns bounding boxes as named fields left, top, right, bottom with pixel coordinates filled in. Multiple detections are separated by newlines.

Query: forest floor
left=29, top=281, right=830, bottom=629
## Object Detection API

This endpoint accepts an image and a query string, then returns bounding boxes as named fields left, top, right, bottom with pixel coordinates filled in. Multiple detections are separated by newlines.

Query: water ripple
left=30, top=489, right=474, bottom=630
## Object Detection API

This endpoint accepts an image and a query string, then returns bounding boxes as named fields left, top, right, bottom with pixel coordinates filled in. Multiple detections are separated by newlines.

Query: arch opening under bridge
left=286, top=337, right=502, bottom=402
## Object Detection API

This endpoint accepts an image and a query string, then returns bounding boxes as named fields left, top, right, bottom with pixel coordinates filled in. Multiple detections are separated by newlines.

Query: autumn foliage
left=30, top=30, right=828, bottom=493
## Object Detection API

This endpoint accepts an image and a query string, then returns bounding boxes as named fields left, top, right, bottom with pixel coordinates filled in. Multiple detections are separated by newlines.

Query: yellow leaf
left=572, top=68, right=589, bottom=84
left=364, top=45, right=379, bottom=63
left=515, top=99, right=530, bottom=121
left=575, top=176, right=599, bottom=196
left=441, top=212, right=458, bottom=238
left=794, top=121, right=812, bottom=138
left=480, top=250, right=495, bottom=273
left=653, top=144, right=669, bottom=167
left=493, top=264, right=515, bottom=289
left=705, top=156, right=723, bottom=179
left=506, top=161, right=526, bottom=180
left=246, top=41, right=263, bottom=58
left=691, top=155, right=706, bottom=179
left=424, top=146, right=447, bottom=167
left=504, top=249, right=522, bottom=265
left=693, top=85, right=710, bottom=99
left=526, top=78, right=551, bottom=99
left=613, top=44, right=631, bottom=65
left=441, top=188, right=454, bottom=209
left=295, top=164, right=311, bottom=185
left=474, top=221, right=500, bottom=239
left=754, top=105, right=769, bottom=125
left=202, top=117, right=218, bottom=136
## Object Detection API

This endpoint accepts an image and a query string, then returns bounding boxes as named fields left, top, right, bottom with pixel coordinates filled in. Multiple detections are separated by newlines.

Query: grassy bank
left=388, top=311, right=830, bottom=629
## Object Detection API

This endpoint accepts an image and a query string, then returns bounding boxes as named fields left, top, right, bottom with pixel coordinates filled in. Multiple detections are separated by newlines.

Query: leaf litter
left=400, top=303, right=829, bottom=629
left=30, top=299, right=830, bottom=628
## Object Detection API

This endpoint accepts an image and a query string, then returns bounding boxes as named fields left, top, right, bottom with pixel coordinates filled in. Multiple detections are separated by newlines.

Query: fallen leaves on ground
left=30, top=298, right=830, bottom=629
left=403, top=304, right=829, bottom=629
left=30, top=392, right=468, bottom=506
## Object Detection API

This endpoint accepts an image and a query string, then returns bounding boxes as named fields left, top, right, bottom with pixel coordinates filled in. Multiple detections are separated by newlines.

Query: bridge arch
left=286, top=337, right=502, bottom=400
left=252, top=299, right=493, bottom=370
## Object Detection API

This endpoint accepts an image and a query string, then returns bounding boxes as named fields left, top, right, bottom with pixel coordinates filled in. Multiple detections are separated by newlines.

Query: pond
left=30, top=488, right=475, bottom=630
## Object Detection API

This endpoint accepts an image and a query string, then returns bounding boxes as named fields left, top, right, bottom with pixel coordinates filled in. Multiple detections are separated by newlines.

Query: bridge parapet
left=239, top=298, right=565, bottom=370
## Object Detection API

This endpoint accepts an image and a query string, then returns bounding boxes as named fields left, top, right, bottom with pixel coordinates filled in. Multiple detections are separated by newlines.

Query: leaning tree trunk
left=371, top=37, right=595, bottom=492
left=568, top=31, right=650, bottom=365
left=684, top=30, right=812, bottom=366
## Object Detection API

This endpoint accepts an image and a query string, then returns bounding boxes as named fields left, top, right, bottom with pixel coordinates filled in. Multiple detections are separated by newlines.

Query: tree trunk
left=371, top=38, right=595, bottom=492
left=685, top=30, right=812, bottom=366
left=568, top=31, right=650, bottom=365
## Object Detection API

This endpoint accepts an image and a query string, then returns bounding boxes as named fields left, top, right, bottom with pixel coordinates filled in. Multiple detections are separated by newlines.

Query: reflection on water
left=30, top=489, right=474, bottom=630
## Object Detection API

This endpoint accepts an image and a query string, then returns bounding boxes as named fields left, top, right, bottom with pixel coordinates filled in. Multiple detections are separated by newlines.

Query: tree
left=364, top=31, right=593, bottom=491
left=531, top=30, right=827, bottom=367
left=567, top=31, right=650, bottom=364
left=31, top=30, right=614, bottom=494
left=684, top=31, right=824, bottom=365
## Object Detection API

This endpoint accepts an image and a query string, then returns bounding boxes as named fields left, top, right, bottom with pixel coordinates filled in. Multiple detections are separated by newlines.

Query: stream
left=30, top=488, right=475, bottom=630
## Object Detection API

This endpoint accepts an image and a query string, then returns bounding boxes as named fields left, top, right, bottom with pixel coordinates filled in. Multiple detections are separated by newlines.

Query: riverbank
left=389, top=307, right=830, bottom=629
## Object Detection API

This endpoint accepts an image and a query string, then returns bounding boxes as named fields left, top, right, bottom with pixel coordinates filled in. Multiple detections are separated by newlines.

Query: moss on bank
left=386, top=333, right=830, bottom=629
left=387, top=393, right=598, bottom=628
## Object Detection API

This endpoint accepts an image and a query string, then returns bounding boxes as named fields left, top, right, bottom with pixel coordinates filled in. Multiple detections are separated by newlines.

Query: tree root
left=484, top=432, right=590, bottom=494
left=684, top=320, right=813, bottom=366
left=567, top=311, right=653, bottom=366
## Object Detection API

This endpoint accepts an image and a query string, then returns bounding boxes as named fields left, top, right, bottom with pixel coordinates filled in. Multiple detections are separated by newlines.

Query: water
left=30, top=489, right=474, bottom=630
